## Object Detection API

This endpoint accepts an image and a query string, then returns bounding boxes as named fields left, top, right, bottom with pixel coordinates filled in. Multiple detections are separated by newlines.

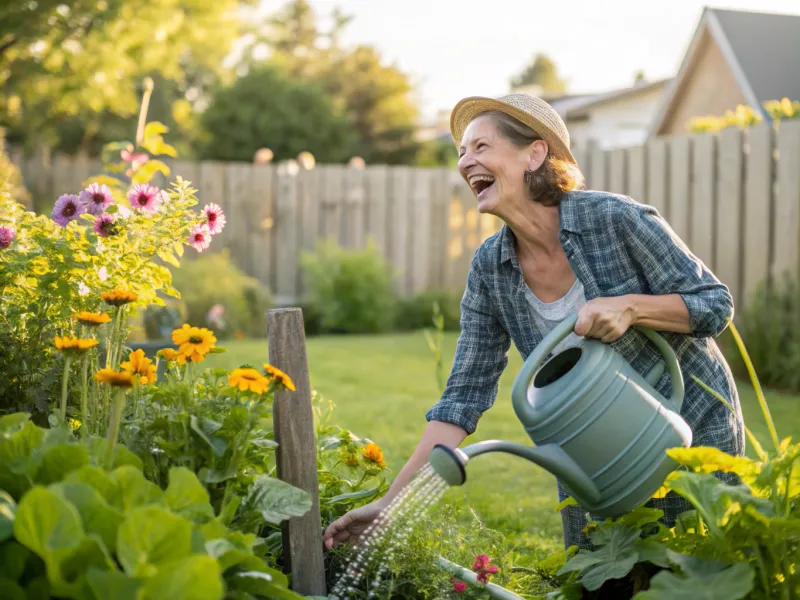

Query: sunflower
left=101, top=290, right=138, bottom=306
left=157, top=348, right=181, bottom=361
left=94, top=368, right=134, bottom=388
left=362, top=443, right=386, bottom=468
left=171, top=324, right=216, bottom=362
left=54, top=336, right=99, bottom=354
left=263, top=364, right=296, bottom=391
left=228, top=368, right=270, bottom=394
left=121, top=349, right=157, bottom=385
left=71, top=311, right=112, bottom=326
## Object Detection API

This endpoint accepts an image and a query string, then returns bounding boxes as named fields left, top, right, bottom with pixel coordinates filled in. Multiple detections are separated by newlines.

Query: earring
left=523, top=170, right=535, bottom=183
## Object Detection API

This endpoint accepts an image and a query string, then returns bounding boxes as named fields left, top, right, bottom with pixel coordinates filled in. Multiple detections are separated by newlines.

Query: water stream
left=328, top=463, right=450, bottom=598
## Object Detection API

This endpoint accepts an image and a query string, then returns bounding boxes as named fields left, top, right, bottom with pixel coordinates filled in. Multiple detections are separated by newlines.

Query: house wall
left=658, top=31, right=748, bottom=135
left=567, top=85, right=666, bottom=151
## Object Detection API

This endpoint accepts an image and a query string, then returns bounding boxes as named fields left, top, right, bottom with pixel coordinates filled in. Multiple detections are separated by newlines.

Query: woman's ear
left=527, top=139, right=549, bottom=171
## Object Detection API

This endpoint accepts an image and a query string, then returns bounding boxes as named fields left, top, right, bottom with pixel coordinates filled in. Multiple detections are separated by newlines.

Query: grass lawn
left=205, top=330, right=800, bottom=561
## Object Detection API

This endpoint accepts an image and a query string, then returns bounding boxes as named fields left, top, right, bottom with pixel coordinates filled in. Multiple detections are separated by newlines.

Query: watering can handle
left=510, top=312, right=685, bottom=413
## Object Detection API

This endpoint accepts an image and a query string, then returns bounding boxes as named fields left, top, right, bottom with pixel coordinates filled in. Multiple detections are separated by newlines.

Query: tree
left=0, top=0, right=250, bottom=153
left=196, top=65, right=357, bottom=163
left=510, top=53, right=567, bottom=96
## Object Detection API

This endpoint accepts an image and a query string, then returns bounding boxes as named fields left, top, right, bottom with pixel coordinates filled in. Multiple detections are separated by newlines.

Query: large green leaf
left=245, top=476, right=312, bottom=525
left=86, top=568, right=142, bottom=600
left=229, top=570, right=305, bottom=600
left=54, top=483, right=124, bottom=551
left=116, top=506, right=192, bottom=577
left=138, top=556, right=223, bottom=600
left=0, top=420, right=45, bottom=498
left=66, top=466, right=120, bottom=506
left=558, top=525, right=641, bottom=591
left=112, top=466, right=163, bottom=511
left=0, top=490, right=15, bottom=542
left=0, top=578, right=25, bottom=600
left=163, top=467, right=214, bottom=522
left=189, top=416, right=227, bottom=458
left=636, top=561, right=754, bottom=599
left=0, top=540, right=32, bottom=581
left=37, top=444, right=89, bottom=485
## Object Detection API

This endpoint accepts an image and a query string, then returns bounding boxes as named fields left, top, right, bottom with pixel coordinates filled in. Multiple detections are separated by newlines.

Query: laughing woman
left=322, top=93, right=745, bottom=551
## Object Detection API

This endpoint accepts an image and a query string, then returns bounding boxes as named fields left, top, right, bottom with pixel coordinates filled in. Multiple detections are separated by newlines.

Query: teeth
left=469, top=174, right=495, bottom=189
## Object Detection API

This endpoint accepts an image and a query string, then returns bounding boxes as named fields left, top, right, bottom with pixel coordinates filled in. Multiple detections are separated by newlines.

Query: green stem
left=60, top=355, right=74, bottom=424
left=106, top=388, right=127, bottom=470
left=80, top=355, right=89, bottom=435
left=785, top=462, right=794, bottom=518
left=754, top=545, right=771, bottom=597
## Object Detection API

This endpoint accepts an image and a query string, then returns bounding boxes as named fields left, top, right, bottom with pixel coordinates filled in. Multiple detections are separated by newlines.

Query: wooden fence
left=10, top=120, right=800, bottom=309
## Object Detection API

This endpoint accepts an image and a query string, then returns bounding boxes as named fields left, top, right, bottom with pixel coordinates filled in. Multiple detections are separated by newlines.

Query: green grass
left=205, top=331, right=800, bottom=561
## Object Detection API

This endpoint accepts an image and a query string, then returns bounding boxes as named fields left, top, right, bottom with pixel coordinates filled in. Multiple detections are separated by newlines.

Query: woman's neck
left=503, top=201, right=563, bottom=258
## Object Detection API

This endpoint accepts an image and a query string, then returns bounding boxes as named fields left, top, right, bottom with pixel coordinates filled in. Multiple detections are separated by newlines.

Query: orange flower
left=158, top=348, right=180, bottom=361
left=100, top=290, right=138, bottom=306
left=362, top=443, right=386, bottom=468
left=71, top=311, right=112, bottom=326
left=54, top=336, right=99, bottom=354
left=94, top=368, right=134, bottom=388
left=228, top=368, right=270, bottom=394
left=263, top=364, right=296, bottom=391
left=171, top=324, right=216, bottom=363
left=121, top=349, right=157, bottom=385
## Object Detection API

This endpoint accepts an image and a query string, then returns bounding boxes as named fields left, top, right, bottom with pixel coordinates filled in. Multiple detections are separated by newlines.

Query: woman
left=322, top=93, right=745, bottom=551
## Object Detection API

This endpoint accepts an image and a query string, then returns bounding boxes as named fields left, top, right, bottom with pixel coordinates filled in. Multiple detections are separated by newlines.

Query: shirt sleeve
left=622, top=204, right=733, bottom=338
left=425, top=257, right=511, bottom=434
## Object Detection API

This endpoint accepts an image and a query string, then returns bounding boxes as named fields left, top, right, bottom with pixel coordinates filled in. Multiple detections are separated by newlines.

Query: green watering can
left=428, top=312, right=693, bottom=517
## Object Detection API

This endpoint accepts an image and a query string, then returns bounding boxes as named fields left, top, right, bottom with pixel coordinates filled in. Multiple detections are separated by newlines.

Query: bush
left=300, top=239, right=396, bottom=334
left=394, top=290, right=462, bottom=332
left=170, top=249, right=272, bottom=340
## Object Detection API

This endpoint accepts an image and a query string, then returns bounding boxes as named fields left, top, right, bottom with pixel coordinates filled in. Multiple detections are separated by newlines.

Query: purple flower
left=79, top=182, right=114, bottom=215
left=52, top=194, right=85, bottom=226
left=0, top=226, right=15, bottom=249
left=203, top=203, right=226, bottom=235
left=128, top=184, right=161, bottom=213
left=93, top=213, right=117, bottom=237
left=189, top=224, right=211, bottom=252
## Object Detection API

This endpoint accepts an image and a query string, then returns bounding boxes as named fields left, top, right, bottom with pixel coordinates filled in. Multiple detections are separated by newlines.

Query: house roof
left=649, top=6, right=800, bottom=135
left=564, top=78, right=671, bottom=119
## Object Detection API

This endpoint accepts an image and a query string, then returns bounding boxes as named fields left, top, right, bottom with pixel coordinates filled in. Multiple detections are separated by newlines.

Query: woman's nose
left=458, top=151, right=475, bottom=173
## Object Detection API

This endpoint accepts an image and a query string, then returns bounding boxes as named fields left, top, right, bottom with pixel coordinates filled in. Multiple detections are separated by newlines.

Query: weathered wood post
left=267, top=308, right=327, bottom=596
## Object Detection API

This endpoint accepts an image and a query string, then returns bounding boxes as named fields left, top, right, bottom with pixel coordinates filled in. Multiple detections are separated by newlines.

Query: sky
left=255, top=0, right=800, bottom=123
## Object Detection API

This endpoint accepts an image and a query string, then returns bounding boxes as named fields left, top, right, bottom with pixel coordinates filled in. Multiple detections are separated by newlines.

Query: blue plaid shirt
left=426, top=190, right=746, bottom=549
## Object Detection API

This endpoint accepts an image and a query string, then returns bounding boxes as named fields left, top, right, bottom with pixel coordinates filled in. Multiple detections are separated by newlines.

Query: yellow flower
left=121, top=349, right=157, bottom=385
left=228, top=368, right=270, bottom=394
left=68, top=418, right=82, bottom=431
left=172, top=324, right=216, bottom=362
left=101, top=289, right=138, bottom=306
left=94, top=368, right=134, bottom=388
left=71, top=311, right=112, bottom=326
left=362, top=443, right=386, bottom=468
left=54, top=336, right=99, bottom=354
left=158, top=348, right=180, bottom=361
left=263, top=364, right=296, bottom=391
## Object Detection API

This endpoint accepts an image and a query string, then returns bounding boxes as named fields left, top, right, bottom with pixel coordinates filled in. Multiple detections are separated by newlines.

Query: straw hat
left=449, top=93, right=576, bottom=165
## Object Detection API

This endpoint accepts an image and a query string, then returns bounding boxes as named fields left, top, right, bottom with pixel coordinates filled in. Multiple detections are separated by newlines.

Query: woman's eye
left=477, top=143, right=487, bottom=150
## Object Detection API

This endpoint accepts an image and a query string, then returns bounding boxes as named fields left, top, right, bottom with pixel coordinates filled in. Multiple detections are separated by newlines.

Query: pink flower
left=79, top=182, right=114, bottom=215
left=128, top=184, right=161, bottom=213
left=203, top=203, right=226, bottom=235
left=0, top=226, right=15, bottom=249
left=189, top=224, right=211, bottom=252
left=472, top=554, right=490, bottom=571
left=120, top=149, right=148, bottom=168
left=52, top=194, right=85, bottom=226
left=476, top=566, right=498, bottom=584
left=93, top=213, right=117, bottom=237
left=450, top=578, right=467, bottom=593
left=472, top=554, right=498, bottom=584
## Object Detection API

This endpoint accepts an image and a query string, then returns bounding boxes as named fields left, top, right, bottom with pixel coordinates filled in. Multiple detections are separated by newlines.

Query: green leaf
left=0, top=578, right=25, bottom=600
left=0, top=491, right=16, bottom=542
left=207, top=347, right=228, bottom=354
left=558, top=525, right=641, bottom=591
left=138, top=556, right=223, bottom=600
left=612, top=506, right=664, bottom=529
left=553, top=496, right=578, bottom=512
left=0, top=420, right=45, bottom=498
left=322, top=487, right=380, bottom=505
left=190, top=416, right=227, bottom=458
left=0, top=413, right=30, bottom=432
left=173, top=241, right=184, bottom=257
left=142, top=139, right=178, bottom=158
left=59, top=534, right=117, bottom=590
left=143, top=122, right=168, bottom=139
left=633, top=537, right=671, bottom=568
left=13, top=486, right=83, bottom=561
left=163, top=467, right=214, bottom=522
left=245, top=476, right=312, bottom=525
left=65, top=466, right=120, bottom=506
left=37, top=444, right=89, bottom=485
left=157, top=249, right=181, bottom=268
left=132, top=160, right=170, bottom=185
left=636, top=561, right=754, bottom=599
left=54, top=483, right=124, bottom=551
left=86, top=568, right=142, bottom=600
left=112, top=466, right=162, bottom=511
left=0, top=540, right=32, bottom=581
left=117, top=505, right=192, bottom=577
left=229, top=570, right=303, bottom=600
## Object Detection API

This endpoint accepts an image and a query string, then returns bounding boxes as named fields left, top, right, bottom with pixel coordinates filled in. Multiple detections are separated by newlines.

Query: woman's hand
left=574, top=296, right=636, bottom=342
left=322, top=498, right=389, bottom=550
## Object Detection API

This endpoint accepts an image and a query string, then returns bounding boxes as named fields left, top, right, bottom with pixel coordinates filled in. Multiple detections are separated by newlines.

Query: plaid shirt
left=426, top=190, right=746, bottom=549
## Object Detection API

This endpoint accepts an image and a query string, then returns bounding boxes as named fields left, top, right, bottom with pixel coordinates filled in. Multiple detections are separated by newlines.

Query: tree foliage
left=510, top=52, right=567, bottom=96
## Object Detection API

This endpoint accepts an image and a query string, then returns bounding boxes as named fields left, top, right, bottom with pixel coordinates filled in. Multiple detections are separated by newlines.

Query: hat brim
left=449, top=96, right=577, bottom=165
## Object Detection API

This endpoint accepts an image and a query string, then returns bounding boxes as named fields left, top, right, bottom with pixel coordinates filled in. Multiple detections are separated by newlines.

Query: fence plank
left=668, top=135, right=692, bottom=243
left=320, top=165, right=343, bottom=243
left=249, top=164, right=275, bottom=292
left=608, top=148, right=627, bottom=195
left=225, top=163, right=253, bottom=274
left=389, top=167, right=411, bottom=294
left=715, top=127, right=744, bottom=309
left=573, top=146, right=590, bottom=185
left=364, top=166, right=389, bottom=257
left=273, top=166, right=299, bottom=303
left=773, top=120, right=800, bottom=282
left=690, top=134, right=717, bottom=269
left=742, top=124, right=773, bottom=309
left=588, top=143, right=606, bottom=190
left=627, top=146, right=647, bottom=203
left=267, top=308, right=327, bottom=596
left=428, top=168, right=450, bottom=289
left=343, top=166, right=366, bottom=250
left=646, top=138, right=669, bottom=217
left=408, top=169, right=432, bottom=294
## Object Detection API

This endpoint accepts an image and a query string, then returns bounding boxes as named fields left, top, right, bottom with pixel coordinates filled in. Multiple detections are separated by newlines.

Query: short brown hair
left=480, top=111, right=585, bottom=206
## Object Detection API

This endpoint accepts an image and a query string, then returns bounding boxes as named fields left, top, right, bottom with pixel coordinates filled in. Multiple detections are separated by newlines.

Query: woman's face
left=457, top=115, right=547, bottom=217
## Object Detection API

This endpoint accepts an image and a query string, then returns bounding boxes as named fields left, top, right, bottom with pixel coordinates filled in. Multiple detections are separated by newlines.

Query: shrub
left=300, top=239, right=396, bottom=334
left=394, top=290, right=462, bottom=332
left=170, top=250, right=272, bottom=340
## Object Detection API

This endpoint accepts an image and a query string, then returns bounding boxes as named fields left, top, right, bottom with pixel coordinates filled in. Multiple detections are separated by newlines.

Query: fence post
left=267, top=308, right=327, bottom=596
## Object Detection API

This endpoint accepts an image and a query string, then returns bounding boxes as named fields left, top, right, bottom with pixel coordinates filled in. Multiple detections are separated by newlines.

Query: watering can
left=428, top=313, right=693, bottom=517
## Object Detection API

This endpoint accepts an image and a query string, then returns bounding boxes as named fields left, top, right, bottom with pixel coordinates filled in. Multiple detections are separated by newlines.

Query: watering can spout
left=428, top=441, right=601, bottom=504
